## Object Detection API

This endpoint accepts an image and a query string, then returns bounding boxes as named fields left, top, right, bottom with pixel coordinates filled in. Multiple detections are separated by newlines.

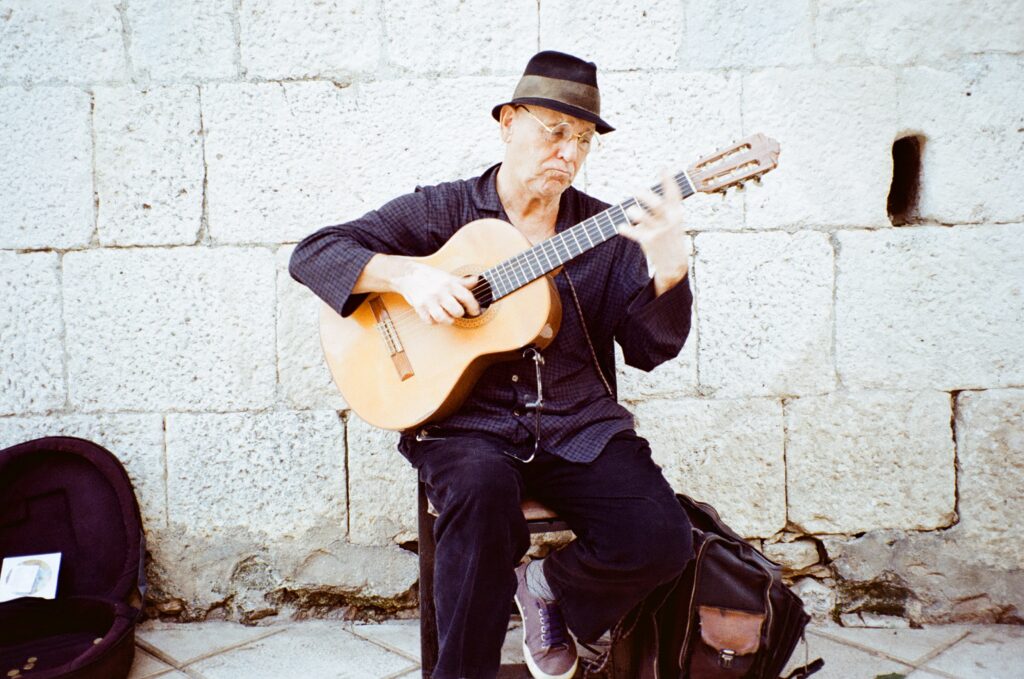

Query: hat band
left=512, top=74, right=601, bottom=116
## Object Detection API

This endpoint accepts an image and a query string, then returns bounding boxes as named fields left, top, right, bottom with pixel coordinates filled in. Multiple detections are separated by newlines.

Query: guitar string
left=382, top=210, right=626, bottom=339
left=379, top=205, right=640, bottom=344
left=379, top=206, right=628, bottom=334
left=373, top=175, right=691, bottom=336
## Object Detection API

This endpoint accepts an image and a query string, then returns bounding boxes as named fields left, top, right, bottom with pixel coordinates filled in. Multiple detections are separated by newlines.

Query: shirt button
left=511, top=374, right=519, bottom=382
left=513, top=408, right=522, bottom=416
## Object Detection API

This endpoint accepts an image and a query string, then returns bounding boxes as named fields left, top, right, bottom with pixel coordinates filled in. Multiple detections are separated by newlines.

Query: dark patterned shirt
left=289, top=163, right=692, bottom=463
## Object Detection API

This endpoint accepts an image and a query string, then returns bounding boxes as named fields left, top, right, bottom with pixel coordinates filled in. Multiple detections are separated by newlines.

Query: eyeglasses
left=516, top=106, right=599, bottom=153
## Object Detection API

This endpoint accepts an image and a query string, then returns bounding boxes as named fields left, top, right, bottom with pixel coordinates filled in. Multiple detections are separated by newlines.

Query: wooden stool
left=417, top=480, right=570, bottom=678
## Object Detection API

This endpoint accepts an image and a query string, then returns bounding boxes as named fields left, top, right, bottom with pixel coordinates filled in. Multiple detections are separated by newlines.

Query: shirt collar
left=470, top=163, right=505, bottom=214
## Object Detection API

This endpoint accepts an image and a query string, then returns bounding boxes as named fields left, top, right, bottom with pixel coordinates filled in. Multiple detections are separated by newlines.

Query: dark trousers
left=404, top=430, right=694, bottom=679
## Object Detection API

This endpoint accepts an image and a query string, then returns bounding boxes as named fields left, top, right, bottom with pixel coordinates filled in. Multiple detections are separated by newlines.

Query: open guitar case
left=0, top=436, right=145, bottom=678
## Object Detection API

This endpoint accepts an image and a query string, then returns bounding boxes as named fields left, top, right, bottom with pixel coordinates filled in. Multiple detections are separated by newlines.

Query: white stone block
left=0, top=252, right=63, bottom=414
left=634, top=397, right=786, bottom=538
left=128, top=0, right=236, bottom=82
left=276, top=246, right=346, bottom=410
left=289, top=543, right=418, bottom=600
left=763, top=538, right=820, bottom=572
left=900, top=58, right=1024, bottom=224
left=351, top=77, right=509, bottom=211
left=817, top=0, right=1024, bottom=65
left=64, top=247, right=276, bottom=411
left=165, top=410, right=346, bottom=538
left=0, top=87, right=93, bottom=249
left=786, top=390, right=956, bottom=534
left=836, top=225, right=1024, bottom=391
left=241, top=0, right=382, bottom=80
left=385, top=0, right=537, bottom=75
left=955, top=389, right=1024, bottom=569
left=585, top=72, right=745, bottom=232
left=683, top=0, right=813, bottom=69
left=743, top=67, right=897, bottom=229
left=202, top=81, right=361, bottom=244
left=791, top=577, right=835, bottom=623
left=204, top=77, right=508, bottom=245
left=0, top=414, right=166, bottom=530
left=0, top=1, right=125, bottom=84
left=346, top=414, right=416, bottom=546
left=696, top=231, right=835, bottom=397
left=94, top=86, right=204, bottom=246
left=539, top=0, right=682, bottom=71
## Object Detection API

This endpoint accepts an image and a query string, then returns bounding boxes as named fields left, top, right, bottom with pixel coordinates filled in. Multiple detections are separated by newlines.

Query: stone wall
left=1, top=0, right=1022, bottom=626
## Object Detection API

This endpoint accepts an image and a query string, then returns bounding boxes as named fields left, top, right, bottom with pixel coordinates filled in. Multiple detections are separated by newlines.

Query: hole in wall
left=887, top=135, right=925, bottom=226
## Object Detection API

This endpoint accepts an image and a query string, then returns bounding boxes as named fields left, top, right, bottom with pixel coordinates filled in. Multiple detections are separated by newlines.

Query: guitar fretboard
left=481, top=170, right=696, bottom=302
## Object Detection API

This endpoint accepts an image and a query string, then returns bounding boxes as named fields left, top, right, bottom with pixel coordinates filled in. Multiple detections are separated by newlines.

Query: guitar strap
left=562, top=267, right=615, bottom=400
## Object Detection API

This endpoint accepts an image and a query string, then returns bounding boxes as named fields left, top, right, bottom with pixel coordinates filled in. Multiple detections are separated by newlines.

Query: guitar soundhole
left=455, top=274, right=496, bottom=329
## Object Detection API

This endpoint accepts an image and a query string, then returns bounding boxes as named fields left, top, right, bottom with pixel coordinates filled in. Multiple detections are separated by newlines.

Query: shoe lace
left=537, top=601, right=571, bottom=651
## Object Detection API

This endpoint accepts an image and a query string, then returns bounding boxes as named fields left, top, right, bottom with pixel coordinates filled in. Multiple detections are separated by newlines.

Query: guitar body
left=319, top=218, right=563, bottom=431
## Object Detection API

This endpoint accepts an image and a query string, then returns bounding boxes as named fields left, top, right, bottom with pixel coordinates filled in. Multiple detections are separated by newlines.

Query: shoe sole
left=514, top=593, right=579, bottom=679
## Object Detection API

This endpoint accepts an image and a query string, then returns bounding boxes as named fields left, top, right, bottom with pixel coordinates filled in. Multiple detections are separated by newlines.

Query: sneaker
left=514, top=562, right=578, bottom=679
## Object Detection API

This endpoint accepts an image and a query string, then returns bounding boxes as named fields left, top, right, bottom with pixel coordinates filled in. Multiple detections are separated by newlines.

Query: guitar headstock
left=687, top=133, right=780, bottom=194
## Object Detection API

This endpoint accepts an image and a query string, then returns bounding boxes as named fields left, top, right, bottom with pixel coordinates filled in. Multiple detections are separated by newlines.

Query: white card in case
left=0, top=552, right=62, bottom=602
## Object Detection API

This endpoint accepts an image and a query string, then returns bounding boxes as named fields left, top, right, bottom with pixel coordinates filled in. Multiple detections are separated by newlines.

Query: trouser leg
left=527, top=430, right=694, bottom=643
left=404, top=435, right=530, bottom=679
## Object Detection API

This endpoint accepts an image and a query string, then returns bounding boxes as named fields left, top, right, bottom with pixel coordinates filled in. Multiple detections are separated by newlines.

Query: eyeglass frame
left=513, top=105, right=599, bottom=153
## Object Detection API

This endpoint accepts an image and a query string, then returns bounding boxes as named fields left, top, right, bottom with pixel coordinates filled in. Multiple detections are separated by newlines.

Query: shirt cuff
left=627, top=274, right=693, bottom=330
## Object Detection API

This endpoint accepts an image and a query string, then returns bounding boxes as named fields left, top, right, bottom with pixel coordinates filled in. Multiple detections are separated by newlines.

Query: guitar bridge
left=370, top=297, right=414, bottom=381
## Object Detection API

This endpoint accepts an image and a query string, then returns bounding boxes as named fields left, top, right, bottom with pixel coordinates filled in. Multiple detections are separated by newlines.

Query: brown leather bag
left=582, top=494, right=823, bottom=679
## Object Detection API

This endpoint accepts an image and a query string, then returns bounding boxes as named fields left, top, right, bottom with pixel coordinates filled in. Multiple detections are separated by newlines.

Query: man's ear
left=499, top=104, right=516, bottom=142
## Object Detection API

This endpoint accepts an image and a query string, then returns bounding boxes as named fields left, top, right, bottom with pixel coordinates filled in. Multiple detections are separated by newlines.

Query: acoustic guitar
left=320, top=134, right=781, bottom=431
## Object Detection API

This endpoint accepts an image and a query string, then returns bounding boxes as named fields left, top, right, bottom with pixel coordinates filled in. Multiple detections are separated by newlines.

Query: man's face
left=501, top=105, right=597, bottom=200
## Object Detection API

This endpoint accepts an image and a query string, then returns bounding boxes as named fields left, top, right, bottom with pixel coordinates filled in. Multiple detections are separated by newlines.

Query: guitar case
left=0, top=436, right=144, bottom=679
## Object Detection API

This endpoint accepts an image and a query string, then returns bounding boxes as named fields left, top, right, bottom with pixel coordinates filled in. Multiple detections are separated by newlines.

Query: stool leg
left=418, top=481, right=438, bottom=678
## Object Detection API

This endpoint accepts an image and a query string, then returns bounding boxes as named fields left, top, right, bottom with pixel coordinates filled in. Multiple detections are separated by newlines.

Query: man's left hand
left=621, top=169, right=690, bottom=296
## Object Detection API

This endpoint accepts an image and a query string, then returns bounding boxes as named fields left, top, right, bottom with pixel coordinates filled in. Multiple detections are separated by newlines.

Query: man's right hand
left=352, top=254, right=481, bottom=324
left=395, top=263, right=481, bottom=325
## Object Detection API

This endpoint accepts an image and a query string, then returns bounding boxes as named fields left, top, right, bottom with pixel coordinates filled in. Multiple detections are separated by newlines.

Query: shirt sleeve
left=288, top=186, right=455, bottom=317
left=611, top=239, right=693, bottom=372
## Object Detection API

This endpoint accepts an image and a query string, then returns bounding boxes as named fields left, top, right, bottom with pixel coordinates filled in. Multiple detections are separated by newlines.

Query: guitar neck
left=483, top=170, right=696, bottom=301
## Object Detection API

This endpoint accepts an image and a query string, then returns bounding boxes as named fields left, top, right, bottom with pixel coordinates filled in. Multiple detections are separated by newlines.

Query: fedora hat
left=491, top=50, right=614, bottom=134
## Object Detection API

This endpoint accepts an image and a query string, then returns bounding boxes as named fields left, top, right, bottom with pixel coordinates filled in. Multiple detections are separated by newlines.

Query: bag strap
left=781, top=657, right=824, bottom=679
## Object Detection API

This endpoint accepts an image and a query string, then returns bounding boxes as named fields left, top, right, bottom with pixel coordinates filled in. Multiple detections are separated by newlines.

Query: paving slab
left=350, top=620, right=421, bottom=662
left=920, top=625, right=1024, bottom=679
left=783, top=634, right=913, bottom=678
left=187, top=621, right=416, bottom=679
left=126, top=648, right=177, bottom=679
left=810, top=625, right=970, bottom=666
left=136, top=620, right=285, bottom=665
left=125, top=620, right=1024, bottom=679
left=905, top=668, right=955, bottom=678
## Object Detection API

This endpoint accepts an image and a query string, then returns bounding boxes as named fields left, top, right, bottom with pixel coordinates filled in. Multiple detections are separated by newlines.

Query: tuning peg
left=735, top=182, right=745, bottom=191
left=753, top=176, right=762, bottom=185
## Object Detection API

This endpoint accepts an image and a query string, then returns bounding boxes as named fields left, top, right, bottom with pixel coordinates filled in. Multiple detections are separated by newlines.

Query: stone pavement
left=127, top=619, right=1023, bottom=679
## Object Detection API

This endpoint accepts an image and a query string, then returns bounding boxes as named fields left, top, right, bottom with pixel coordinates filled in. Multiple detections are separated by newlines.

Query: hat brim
left=491, top=98, right=615, bottom=135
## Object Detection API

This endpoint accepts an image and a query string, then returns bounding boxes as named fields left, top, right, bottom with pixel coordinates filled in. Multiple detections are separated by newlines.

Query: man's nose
left=557, top=138, right=579, bottom=162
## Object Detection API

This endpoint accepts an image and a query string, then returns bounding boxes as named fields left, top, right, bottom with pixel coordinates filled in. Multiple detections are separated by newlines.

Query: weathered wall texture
left=1, top=0, right=1022, bottom=626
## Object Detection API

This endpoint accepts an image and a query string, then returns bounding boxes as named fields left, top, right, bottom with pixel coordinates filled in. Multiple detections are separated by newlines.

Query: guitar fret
left=555, top=232, right=571, bottom=263
left=529, top=250, right=543, bottom=277
left=511, top=253, right=528, bottom=287
left=541, top=240, right=556, bottom=269
left=582, top=220, right=595, bottom=247
left=611, top=204, right=630, bottom=230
